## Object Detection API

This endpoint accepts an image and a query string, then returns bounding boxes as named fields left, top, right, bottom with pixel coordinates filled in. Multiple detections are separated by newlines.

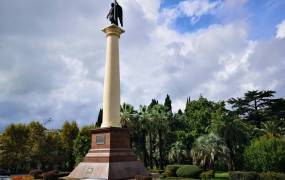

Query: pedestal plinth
left=67, top=128, right=149, bottom=179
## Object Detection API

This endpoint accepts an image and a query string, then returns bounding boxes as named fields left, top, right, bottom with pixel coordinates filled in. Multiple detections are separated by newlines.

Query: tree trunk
left=149, top=132, right=153, bottom=169
left=142, top=130, right=148, bottom=167
left=158, top=128, right=163, bottom=170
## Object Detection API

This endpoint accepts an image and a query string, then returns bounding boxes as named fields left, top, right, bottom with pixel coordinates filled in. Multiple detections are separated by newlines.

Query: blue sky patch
left=172, top=14, right=219, bottom=33
left=160, top=0, right=285, bottom=39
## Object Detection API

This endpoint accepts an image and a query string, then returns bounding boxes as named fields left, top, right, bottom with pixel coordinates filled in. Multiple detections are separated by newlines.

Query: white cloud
left=179, top=0, right=221, bottom=17
left=276, top=19, right=285, bottom=39
left=161, top=0, right=222, bottom=25
left=0, top=0, right=285, bottom=130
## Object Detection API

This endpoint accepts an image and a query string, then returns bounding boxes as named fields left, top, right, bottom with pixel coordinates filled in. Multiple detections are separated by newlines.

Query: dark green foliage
left=164, top=165, right=181, bottom=177
left=164, top=94, right=172, bottom=113
left=191, top=133, right=230, bottom=170
left=185, top=96, right=224, bottom=138
left=41, top=170, right=58, bottom=180
left=28, top=121, right=46, bottom=169
left=0, top=124, right=30, bottom=173
left=267, top=98, right=285, bottom=120
left=228, top=90, right=276, bottom=127
left=211, top=116, right=250, bottom=170
left=148, top=169, right=164, bottom=174
left=229, top=171, right=259, bottom=180
left=245, top=136, right=285, bottom=172
left=1, top=90, right=285, bottom=174
left=259, top=172, right=285, bottom=180
left=176, top=165, right=201, bottom=178
left=95, top=108, right=103, bottom=127
left=73, top=126, right=93, bottom=165
left=29, top=169, right=42, bottom=179
left=60, top=121, right=79, bottom=170
left=149, top=99, right=159, bottom=109
left=200, top=170, right=215, bottom=179
left=134, top=175, right=152, bottom=180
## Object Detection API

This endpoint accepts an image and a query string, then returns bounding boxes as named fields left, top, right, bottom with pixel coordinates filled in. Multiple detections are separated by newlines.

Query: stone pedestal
left=67, top=128, right=149, bottom=179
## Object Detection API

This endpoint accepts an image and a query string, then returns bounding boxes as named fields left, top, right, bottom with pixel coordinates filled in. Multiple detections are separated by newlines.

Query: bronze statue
left=107, top=0, right=123, bottom=27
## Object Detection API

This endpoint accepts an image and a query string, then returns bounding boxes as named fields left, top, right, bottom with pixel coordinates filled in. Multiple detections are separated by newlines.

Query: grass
left=211, top=172, right=229, bottom=180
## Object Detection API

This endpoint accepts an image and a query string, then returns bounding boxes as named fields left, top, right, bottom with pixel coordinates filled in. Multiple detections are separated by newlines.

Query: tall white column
left=101, top=24, right=125, bottom=128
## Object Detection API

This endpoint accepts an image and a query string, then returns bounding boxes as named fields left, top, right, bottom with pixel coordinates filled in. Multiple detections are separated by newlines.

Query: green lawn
left=213, top=172, right=229, bottom=179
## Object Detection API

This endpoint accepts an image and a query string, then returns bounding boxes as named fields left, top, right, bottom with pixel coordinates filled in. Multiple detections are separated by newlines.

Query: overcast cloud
left=0, top=0, right=284, bottom=130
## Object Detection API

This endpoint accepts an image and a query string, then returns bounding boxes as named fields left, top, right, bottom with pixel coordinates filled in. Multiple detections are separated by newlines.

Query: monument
left=67, top=1, right=149, bottom=179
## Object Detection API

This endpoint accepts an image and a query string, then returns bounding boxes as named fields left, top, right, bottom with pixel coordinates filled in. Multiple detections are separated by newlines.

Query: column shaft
left=101, top=25, right=124, bottom=128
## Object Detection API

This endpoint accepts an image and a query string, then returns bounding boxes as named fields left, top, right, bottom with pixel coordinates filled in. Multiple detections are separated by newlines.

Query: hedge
left=259, top=172, right=285, bottom=180
left=176, top=165, right=201, bottom=178
left=229, top=171, right=259, bottom=180
left=200, top=170, right=215, bottom=179
left=164, top=165, right=181, bottom=177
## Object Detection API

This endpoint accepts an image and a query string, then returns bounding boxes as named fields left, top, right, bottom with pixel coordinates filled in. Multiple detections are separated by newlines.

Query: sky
left=0, top=0, right=285, bottom=131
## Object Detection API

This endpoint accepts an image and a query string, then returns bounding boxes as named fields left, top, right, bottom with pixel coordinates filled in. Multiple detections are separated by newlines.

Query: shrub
left=160, top=172, right=166, bottom=178
left=164, top=165, right=181, bottom=177
left=245, top=136, right=285, bottom=172
left=229, top=171, right=259, bottom=180
left=200, top=170, right=215, bottom=179
left=134, top=175, right=152, bottom=180
left=57, top=171, right=70, bottom=178
left=259, top=172, right=285, bottom=180
left=148, top=169, right=164, bottom=174
left=176, top=165, right=201, bottom=178
left=41, top=170, right=59, bottom=180
left=29, top=169, right=42, bottom=179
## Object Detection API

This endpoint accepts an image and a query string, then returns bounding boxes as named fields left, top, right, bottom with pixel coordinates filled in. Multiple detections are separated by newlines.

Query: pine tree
left=95, top=109, right=103, bottom=127
left=164, top=94, right=172, bottom=113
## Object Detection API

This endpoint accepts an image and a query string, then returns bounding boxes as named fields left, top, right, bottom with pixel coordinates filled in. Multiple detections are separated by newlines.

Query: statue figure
left=107, top=0, right=123, bottom=27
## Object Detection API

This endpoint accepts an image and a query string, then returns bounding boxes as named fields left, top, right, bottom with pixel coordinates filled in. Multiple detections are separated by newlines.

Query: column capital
left=102, top=24, right=125, bottom=38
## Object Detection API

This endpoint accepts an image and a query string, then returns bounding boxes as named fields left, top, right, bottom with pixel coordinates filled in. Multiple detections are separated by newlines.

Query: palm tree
left=120, top=103, right=136, bottom=128
left=149, top=104, right=171, bottom=169
left=138, top=105, right=150, bottom=167
left=256, top=120, right=285, bottom=138
left=210, top=115, right=249, bottom=170
left=191, top=133, right=230, bottom=170
left=168, top=141, right=186, bottom=164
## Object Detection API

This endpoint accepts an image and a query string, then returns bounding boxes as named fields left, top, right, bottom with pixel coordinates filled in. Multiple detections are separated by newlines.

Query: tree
left=73, top=125, right=94, bottom=165
left=267, top=98, right=285, bottom=121
left=43, top=130, right=64, bottom=170
left=149, top=104, right=170, bottom=169
left=191, top=133, right=230, bottom=170
left=164, top=94, right=172, bottom=113
left=0, top=124, right=30, bottom=173
left=95, top=109, right=103, bottom=127
left=120, top=103, right=136, bottom=128
left=184, top=96, right=219, bottom=138
left=168, top=141, right=187, bottom=164
left=245, top=136, right=285, bottom=172
left=210, top=115, right=249, bottom=170
left=256, top=120, right=285, bottom=138
left=28, top=121, right=46, bottom=169
left=137, top=105, right=150, bottom=167
left=61, top=121, right=79, bottom=170
left=228, top=90, right=276, bottom=127
left=149, top=99, right=158, bottom=109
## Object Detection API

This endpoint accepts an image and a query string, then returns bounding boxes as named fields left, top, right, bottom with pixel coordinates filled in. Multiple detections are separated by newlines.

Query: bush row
left=163, top=165, right=285, bottom=180
left=163, top=165, right=202, bottom=178
left=230, top=171, right=285, bottom=180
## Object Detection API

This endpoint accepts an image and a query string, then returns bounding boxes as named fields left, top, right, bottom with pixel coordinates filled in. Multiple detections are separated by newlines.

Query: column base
left=67, top=127, right=149, bottom=180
